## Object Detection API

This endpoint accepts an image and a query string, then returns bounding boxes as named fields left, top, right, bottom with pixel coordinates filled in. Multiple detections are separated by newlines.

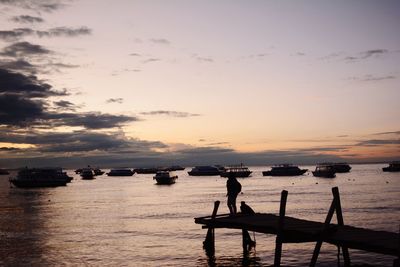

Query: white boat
left=153, top=171, right=178, bottom=184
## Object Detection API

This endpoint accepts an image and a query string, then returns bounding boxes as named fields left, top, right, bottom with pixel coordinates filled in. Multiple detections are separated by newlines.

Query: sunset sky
left=0, top=0, right=399, bottom=167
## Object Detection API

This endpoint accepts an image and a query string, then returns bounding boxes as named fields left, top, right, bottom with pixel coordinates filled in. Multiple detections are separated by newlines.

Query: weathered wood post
left=274, top=190, right=288, bottom=267
left=310, top=187, right=350, bottom=267
left=203, top=201, right=220, bottom=255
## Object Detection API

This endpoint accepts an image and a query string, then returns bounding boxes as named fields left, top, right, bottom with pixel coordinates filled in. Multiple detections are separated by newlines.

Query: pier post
left=310, top=187, right=350, bottom=267
left=274, top=190, right=288, bottom=267
left=203, top=201, right=220, bottom=255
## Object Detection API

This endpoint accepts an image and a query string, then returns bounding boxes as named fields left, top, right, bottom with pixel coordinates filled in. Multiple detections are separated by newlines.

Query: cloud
left=36, top=26, right=92, bottom=37
left=11, top=15, right=44, bottom=23
left=0, top=94, right=44, bottom=126
left=106, top=98, right=124, bottom=104
left=140, top=110, right=200, bottom=118
left=142, top=58, right=161, bottom=64
left=0, top=0, right=67, bottom=12
left=0, top=28, right=34, bottom=41
left=196, top=57, right=214, bottom=63
left=355, top=139, right=400, bottom=146
left=0, top=41, right=52, bottom=58
left=372, top=131, right=400, bottom=136
left=129, top=53, right=141, bottom=57
left=149, top=38, right=170, bottom=45
left=345, top=49, right=390, bottom=62
left=348, top=74, right=396, bottom=82
left=53, top=100, right=77, bottom=111
left=0, top=59, right=36, bottom=72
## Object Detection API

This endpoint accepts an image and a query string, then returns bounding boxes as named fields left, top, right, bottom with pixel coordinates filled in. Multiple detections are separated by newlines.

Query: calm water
left=0, top=164, right=399, bottom=266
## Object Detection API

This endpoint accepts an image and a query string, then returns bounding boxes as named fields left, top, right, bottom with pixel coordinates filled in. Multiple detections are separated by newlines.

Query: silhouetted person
left=226, top=173, right=242, bottom=214
left=240, top=201, right=255, bottom=215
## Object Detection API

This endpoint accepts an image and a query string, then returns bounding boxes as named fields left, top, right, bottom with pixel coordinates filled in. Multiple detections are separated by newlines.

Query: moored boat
left=220, top=164, right=252, bottom=178
left=188, top=166, right=221, bottom=176
left=80, top=168, right=95, bottom=179
left=93, top=168, right=105, bottom=176
left=312, top=165, right=336, bottom=178
left=107, top=169, right=134, bottom=176
left=382, top=161, right=400, bottom=172
left=9, top=167, right=72, bottom=188
left=319, top=162, right=351, bottom=173
left=134, top=167, right=159, bottom=174
left=153, top=171, right=178, bottom=184
left=262, top=164, right=308, bottom=176
left=0, top=168, right=10, bottom=175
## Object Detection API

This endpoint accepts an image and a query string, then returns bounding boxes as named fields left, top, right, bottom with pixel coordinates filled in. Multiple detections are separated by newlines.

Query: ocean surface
left=0, top=164, right=399, bottom=266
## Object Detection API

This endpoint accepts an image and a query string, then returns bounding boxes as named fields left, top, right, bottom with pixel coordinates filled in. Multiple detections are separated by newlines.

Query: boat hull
left=187, top=171, right=221, bottom=176
left=9, top=179, right=68, bottom=188
left=220, top=171, right=252, bottom=178
left=262, top=169, right=307, bottom=176
left=312, top=171, right=336, bottom=178
left=154, top=176, right=177, bottom=184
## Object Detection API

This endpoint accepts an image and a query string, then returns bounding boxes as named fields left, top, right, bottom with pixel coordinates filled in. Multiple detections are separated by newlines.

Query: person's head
left=228, top=172, right=235, bottom=179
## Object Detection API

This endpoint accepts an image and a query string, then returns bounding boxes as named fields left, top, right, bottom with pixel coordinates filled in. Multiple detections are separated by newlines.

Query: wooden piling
left=203, top=200, right=220, bottom=254
left=274, top=190, right=288, bottom=267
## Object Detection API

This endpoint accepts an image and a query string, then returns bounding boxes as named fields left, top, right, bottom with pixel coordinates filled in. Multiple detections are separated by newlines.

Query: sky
left=0, top=0, right=399, bottom=168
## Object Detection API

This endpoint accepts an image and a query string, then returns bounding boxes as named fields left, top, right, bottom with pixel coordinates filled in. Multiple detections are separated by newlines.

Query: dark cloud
left=142, top=58, right=161, bottom=64
left=149, top=38, right=170, bottom=45
left=348, top=74, right=396, bottom=82
left=0, top=94, right=44, bottom=126
left=106, top=98, right=124, bottom=104
left=36, top=26, right=92, bottom=37
left=356, top=139, right=400, bottom=146
left=0, top=28, right=34, bottom=41
left=140, top=110, right=200, bottom=118
left=0, top=42, right=52, bottom=58
left=0, top=59, right=36, bottom=72
left=345, top=49, right=390, bottom=62
left=129, top=53, right=141, bottom=57
left=53, top=100, right=76, bottom=111
left=0, top=68, right=65, bottom=97
left=337, top=135, right=349, bottom=138
left=373, top=131, right=400, bottom=136
left=11, top=15, right=44, bottom=23
left=0, top=0, right=66, bottom=12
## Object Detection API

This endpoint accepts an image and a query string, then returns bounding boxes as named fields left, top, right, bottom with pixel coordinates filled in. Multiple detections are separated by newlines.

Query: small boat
left=312, top=165, right=336, bottom=178
left=188, top=166, right=221, bottom=176
left=262, top=164, right=308, bottom=176
left=220, top=164, right=252, bottom=178
left=166, top=165, right=185, bottom=171
left=107, top=169, right=134, bottom=176
left=153, top=171, right=178, bottom=184
left=74, top=168, right=82, bottom=174
left=382, top=161, right=400, bottom=172
left=9, top=167, right=72, bottom=188
left=80, top=168, right=95, bottom=179
left=319, top=162, right=351, bottom=173
left=93, top=168, right=105, bottom=176
left=0, top=168, right=10, bottom=175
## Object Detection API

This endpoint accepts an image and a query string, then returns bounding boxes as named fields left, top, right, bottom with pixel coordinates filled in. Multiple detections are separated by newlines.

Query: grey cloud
left=11, top=15, right=44, bottom=23
left=140, top=110, right=200, bottom=118
left=348, top=74, right=396, bottom=82
left=142, top=58, right=161, bottom=64
left=0, top=0, right=66, bottom=12
left=36, top=26, right=92, bottom=37
left=0, top=94, right=44, bottom=126
left=106, top=98, right=124, bottom=104
left=0, top=59, right=36, bottom=72
left=53, top=100, right=76, bottom=111
left=361, top=49, right=389, bottom=59
left=129, top=53, right=141, bottom=57
left=149, top=38, right=170, bottom=45
left=0, top=28, right=34, bottom=41
left=196, top=57, right=214, bottom=63
left=373, top=131, right=400, bottom=136
left=356, top=139, right=400, bottom=146
left=0, top=42, right=52, bottom=58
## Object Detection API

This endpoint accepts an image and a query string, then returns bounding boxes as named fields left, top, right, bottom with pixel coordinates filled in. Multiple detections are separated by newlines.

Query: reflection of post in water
left=203, top=201, right=220, bottom=257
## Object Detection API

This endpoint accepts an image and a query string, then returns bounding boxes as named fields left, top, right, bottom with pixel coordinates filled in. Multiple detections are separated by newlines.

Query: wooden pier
left=194, top=187, right=399, bottom=266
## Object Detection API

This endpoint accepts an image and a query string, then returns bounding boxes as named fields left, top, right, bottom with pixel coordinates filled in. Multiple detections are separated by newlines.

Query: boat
left=166, top=165, right=185, bottom=171
left=93, top=168, right=105, bottom=176
left=74, top=168, right=82, bottom=174
left=134, top=167, right=159, bottom=174
left=9, top=167, right=72, bottom=188
left=188, top=166, right=221, bottom=176
left=319, top=162, right=351, bottom=173
left=220, top=164, right=252, bottom=178
left=0, top=168, right=10, bottom=175
left=382, top=161, right=400, bottom=172
left=312, top=165, right=336, bottom=178
left=80, top=168, right=95, bottom=179
left=106, top=169, right=134, bottom=176
left=153, top=171, right=178, bottom=184
left=262, top=164, right=308, bottom=176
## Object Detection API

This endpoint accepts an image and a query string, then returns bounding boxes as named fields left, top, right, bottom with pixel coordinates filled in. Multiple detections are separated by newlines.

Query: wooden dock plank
left=195, top=213, right=398, bottom=256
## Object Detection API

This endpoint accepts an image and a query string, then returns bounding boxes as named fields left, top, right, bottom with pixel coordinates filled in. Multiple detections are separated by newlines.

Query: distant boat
left=107, top=169, right=134, bottom=176
left=382, top=161, right=400, bottom=172
left=319, top=162, right=351, bottom=173
left=166, top=165, right=185, bottom=171
left=80, top=168, right=95, bottom=179
left=74, top=168, right=82, bottom=174
left=9, top=168, right=72, bottom=188
left=134, top=167, right=159, bottom=174
left=188, top=166, right=221, bottom=176
left=153, top=171, right=178, bottom=184
left=93, top=168, right=105, bottom=176
left=262, top=164, right=308, bottom=176
left=220, top=164, right=252, bottom=178
left=0, top=169, right=9, bottom=175
left=312, top=165, right=336, bottom=178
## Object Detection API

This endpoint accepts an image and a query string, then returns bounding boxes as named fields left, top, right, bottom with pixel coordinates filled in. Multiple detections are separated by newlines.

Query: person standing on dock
left=226, top=173, right=242, bottom=214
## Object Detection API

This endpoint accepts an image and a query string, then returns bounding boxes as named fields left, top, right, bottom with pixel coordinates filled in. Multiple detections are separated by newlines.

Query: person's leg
left=227, top=196, right=234, bottom=214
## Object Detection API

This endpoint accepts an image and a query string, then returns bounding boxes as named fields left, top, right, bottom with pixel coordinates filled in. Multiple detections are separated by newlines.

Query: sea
left=0, top=164, right=399, bottom=266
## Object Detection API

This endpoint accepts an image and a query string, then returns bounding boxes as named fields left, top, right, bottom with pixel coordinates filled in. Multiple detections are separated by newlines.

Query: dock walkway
left=194, top=187, right=399, bottom=266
